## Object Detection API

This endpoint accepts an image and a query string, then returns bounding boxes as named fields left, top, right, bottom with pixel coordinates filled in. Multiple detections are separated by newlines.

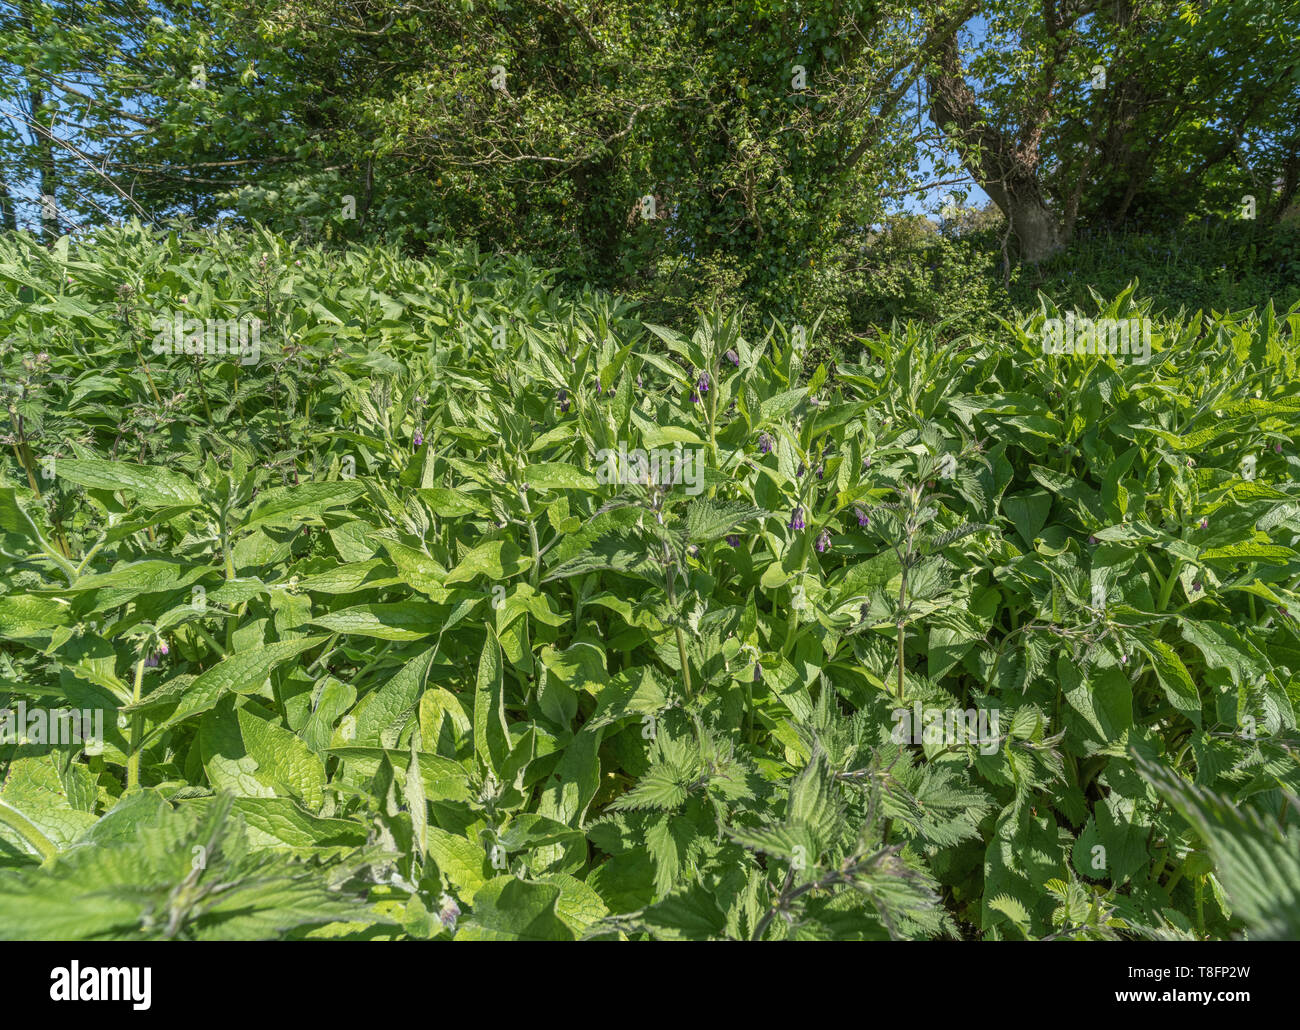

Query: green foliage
left=1018, top=221, right=1300, bottom=320
left=0, top=223, right=1297, bottom=940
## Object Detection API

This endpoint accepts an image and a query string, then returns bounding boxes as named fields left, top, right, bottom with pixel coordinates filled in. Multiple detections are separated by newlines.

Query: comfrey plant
left=1041, top=314, right=1151, bottom=364
left=150, top=313, right=262, bottom=365
left=594, top=442, right=704, bottom=496
left=1, top=228, right=1297, bottom=943
left=850, top=454, right=989, bottom=701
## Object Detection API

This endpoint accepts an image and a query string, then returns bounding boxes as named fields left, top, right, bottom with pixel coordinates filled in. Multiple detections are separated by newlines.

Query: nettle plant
left=0, top=224, right=1297, bottom=940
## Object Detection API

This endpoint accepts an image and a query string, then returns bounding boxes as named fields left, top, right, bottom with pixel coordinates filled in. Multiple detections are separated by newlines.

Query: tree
left=924, top=0, right=1300, bottom=261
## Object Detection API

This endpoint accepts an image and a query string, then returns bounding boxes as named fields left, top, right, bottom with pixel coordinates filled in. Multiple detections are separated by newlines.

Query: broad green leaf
left=56, top=458, right=200, bottom=508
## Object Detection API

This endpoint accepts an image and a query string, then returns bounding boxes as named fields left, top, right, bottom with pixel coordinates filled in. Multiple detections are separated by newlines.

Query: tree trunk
left=22, top=6, right=58, bottom=243
left=0, top=180, right=17, bottom=232
left=1001, top=185, right=1063, bottom=263
left=926, top=33, right=1063, bottom=263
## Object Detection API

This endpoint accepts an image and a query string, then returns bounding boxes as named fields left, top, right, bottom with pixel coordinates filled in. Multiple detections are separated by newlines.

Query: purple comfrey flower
left=1192, top=580, right=1202, bottom=592
left=595, top=379, right=603, bottom=397
left=1120, top=653, right=1129, bottom=665
left=697, top=371, right=710, bottom=395
left=753, top=663, right=762, bottom=683
left=725, top=349, right=739, bottom=367
left=690, top=390, right=700, bottom=404
left=144, top=654, right=159, bottom=668
left=558, top=388, right=569, bottom=413
left=758, top=432, right=774, bottom=454
left=437, top=894, right=461, bottom=932
left=726, top=534, right=740, bottom=547
left=815, top=528, right=832, bottom=553
left=413, top=430, right=423, bottom=448
left=863, top=455, right=872, bottom=470
left=796, top=462, right=806, bottom=478
left=855, top=507, right=869, bottom=527
left=157, top=640, right=169, bottom=656
left=1199, top=518, right=1208, bottom=530
left=1088, top=535, right=1098, bottom=545
left=788, top=506, right=805, bottom=531
left=815, top=463, right=824, bottom=480
left=1275, top=443, right=1283, bottom=454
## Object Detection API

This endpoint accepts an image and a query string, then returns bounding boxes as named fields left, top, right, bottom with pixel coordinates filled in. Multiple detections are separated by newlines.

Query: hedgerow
left=0, top=224, right=1297, bottom=940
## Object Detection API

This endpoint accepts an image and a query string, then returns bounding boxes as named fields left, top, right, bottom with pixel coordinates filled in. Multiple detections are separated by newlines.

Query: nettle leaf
left=645, top=813, right=701, bottom=895
left=1138, top=639, right=1202, bottom=726
left=0, top=793, right=385, bottom=940
left=1137, top=754, right=1300, bottom=940
left=683, top=500, right=767, bottom=543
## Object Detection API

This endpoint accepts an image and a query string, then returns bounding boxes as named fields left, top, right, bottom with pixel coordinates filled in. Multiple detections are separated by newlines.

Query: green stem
left=896, top=622, right=906, bottom=701
left=126, top=656, right=145, bottom=790
left=19, top=506, right=75, bottom=584
left=674, top=623, right=693, bottom=700
left=75, top=535, right=108, bottom=575
left=663, top=542, right=693, bottom=698
left=519, top=488, right=541, bottom=589
left=12, top=420, right=73, bottom=560
left=194, top=623, right=227, bottom=658
left=706, top=364, right=718, bottom=497
left=0, top=798, right=58, bottom=862
left=1157, top=559, right=1183, bottom=611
